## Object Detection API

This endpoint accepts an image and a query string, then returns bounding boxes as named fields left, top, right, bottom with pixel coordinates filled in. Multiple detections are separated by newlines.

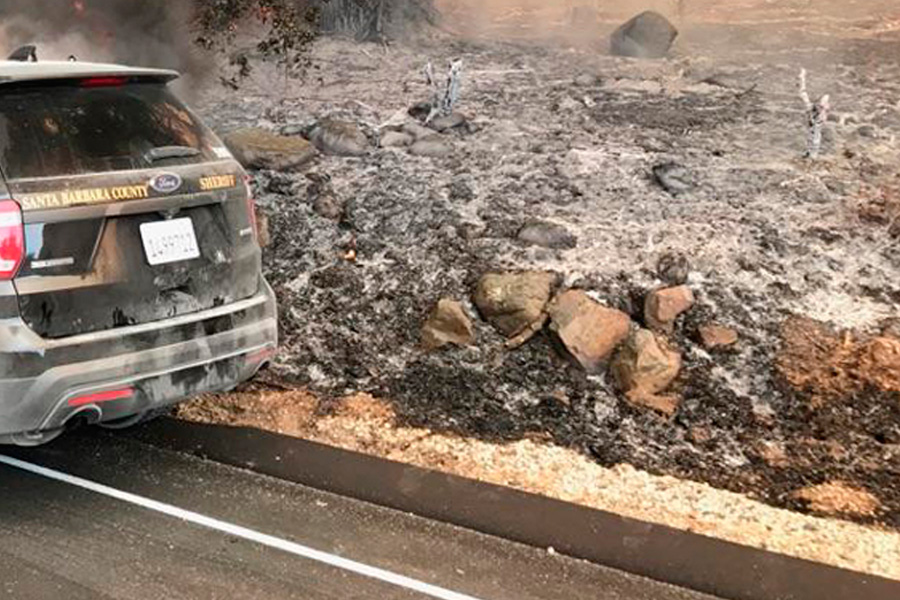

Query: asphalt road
left=0, top=431, right=719, bottom=600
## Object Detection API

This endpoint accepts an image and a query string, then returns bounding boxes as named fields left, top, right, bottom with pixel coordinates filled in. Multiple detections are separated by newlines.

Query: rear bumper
left=0, top=277, right=278, bottom=438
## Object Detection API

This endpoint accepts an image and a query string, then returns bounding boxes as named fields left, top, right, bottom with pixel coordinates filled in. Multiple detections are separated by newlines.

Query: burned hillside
left=188, top=0, right=900, bottom=526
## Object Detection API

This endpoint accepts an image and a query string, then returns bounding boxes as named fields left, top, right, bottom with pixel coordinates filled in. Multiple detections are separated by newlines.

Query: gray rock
left=474, top=271, right=557, bottom=337
left=611, top=11, right=678, bottom=59
left=409, top=138, right=453, bottom=158
left=403, top=122, right=440, bottom=141
left=517, top=220, right=577, bottom=249
left=422, top=299, right=475, bottom=351
left=657, top=253, right=690, bottom=285
left=223, top=128, right=317, bottom=171
left=652, top=162, right=693, bottom=196
left=429, top=112, right=467, bottom=132
left=574, top=73, right=601, bottom=87
left=857, top=125, right=877, bottom=138
left=279, top=123, right=310, bottom=137
left=309, top=118, right=369, bottom=156
left=380, top=131, right=414, bottom=148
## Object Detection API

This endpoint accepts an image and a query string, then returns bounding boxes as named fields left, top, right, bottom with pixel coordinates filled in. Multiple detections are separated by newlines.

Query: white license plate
left=140, top=218, right=201, bottom=266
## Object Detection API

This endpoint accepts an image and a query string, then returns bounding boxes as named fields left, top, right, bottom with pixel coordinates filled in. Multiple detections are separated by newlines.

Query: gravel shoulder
left=179, top=387, right=900, bottom=581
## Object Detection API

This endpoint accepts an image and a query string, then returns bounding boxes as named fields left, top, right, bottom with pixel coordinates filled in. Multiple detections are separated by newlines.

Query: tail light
left=243, top=175, right=259, bottom=243
left=0, top=199, right=24, bottom=281
left=80, top=76, right=127, bottom=88
left=68, top=387, right=135, bottom=408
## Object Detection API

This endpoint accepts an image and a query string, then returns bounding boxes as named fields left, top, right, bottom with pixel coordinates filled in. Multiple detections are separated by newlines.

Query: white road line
left=0, top=454, right=485, bottom=600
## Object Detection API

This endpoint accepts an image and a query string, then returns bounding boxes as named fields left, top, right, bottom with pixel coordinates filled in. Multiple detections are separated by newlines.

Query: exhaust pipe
left=63, top=406, right=103, bottom=430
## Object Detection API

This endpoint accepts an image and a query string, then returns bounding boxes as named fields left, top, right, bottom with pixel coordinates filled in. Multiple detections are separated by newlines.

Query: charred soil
left=194, top=0, right=900, bottom=530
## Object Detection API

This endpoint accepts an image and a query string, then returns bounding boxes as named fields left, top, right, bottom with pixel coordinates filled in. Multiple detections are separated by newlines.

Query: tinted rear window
left=0, top=82, right=220, bottom=180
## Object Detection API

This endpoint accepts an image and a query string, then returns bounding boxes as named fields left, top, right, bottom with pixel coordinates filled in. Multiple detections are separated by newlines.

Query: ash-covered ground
left=197, top=1, right=900, bottom=524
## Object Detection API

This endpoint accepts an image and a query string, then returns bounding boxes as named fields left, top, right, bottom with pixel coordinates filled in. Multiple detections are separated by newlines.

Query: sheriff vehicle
left=0, top=47, right=278, bottom=445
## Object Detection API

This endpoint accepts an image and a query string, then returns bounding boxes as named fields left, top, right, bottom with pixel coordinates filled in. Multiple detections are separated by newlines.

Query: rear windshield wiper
left=144, top=146, right=201, bottom=163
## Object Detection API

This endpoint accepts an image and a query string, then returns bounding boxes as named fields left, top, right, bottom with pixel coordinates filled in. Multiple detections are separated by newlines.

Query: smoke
left=0, top=0, right=208, bottom=76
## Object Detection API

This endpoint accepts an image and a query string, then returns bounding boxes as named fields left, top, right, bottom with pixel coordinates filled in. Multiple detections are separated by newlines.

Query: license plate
left=140, top=218, right=200, bottom=266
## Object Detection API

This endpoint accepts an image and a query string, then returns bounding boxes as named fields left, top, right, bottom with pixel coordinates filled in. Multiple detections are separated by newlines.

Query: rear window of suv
left=0, top=81, right=220, bottom=180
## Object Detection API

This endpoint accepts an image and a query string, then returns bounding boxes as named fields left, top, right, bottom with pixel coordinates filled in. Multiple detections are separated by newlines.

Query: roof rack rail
left=8, top=46, right=37, bottom=62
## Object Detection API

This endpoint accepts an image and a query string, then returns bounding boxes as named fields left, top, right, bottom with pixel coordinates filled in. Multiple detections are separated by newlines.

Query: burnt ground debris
left=196, top=1, right=900, bottom=527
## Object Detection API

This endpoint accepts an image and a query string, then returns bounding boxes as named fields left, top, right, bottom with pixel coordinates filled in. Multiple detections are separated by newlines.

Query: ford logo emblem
left=150, top=173, right=183, bottom=194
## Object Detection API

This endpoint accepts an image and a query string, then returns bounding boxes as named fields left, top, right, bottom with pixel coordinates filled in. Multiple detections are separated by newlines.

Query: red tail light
left=243, top=175, right=259, bottom=243
left=80, top=76, right=127, bottom=88
left=0, top=199, right=24, bottom=281
left=68, top=387, right=135, bottom=408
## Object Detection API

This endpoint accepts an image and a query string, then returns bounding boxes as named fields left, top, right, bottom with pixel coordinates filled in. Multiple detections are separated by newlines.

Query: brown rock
left=474, top=272, right=557, bottom=337
left=792, top=481, right=880, bottom=517
left=699, top=323, right=739, bottom=349
left=645, top=285, right=694, bottom=333
left=546, top=290, right=631, bottom=373
left=863, top=337, right=900, bottom=390
left=422, top=299, right=475, bottom=351
left=223, top=128, right=317, bottom=171
left=613, top=329, right=682, bottom=415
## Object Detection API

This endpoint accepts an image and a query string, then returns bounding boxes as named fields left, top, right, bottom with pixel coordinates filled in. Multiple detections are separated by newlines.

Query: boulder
left=223, top=128, right=317, bottom=171
left=611, top=11, right=678, bottom=59
left=645, top=285, right=694, bottom=333
left=309, top=118, right=369, bottom=156
left=409, top=139, right=453, bottom=158
left=380, top=131, right=414, bottom=148
left=474, top=271, right=557, bottom=337
left=547, top=290, right=631, bottom=373
left=429, top=112, right=467, bottom=132
left=516, top=220, right=577, bottom=250
left=612, top=329, right=682, bottom=416
left=422, top=299, right=475, bottom=351
left=699, top=323, right=739, bottom=349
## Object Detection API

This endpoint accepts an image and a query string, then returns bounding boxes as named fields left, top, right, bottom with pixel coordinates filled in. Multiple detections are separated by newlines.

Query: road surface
left=0, top=430, right=718, bottom=600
